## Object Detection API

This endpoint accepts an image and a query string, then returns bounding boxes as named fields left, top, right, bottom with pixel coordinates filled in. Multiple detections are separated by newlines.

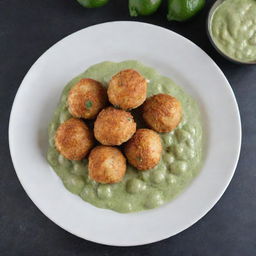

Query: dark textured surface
left=0, top=0, right=255, bottom=255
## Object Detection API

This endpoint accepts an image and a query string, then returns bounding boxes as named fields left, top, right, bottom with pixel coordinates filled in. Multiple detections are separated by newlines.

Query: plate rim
left=9, top=21, right=242, bottom=246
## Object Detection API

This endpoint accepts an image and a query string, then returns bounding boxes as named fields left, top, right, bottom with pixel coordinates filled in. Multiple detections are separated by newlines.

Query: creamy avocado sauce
left=210, top=0, right=256, bottom=62
left=47, top=60, right=203, bottom=213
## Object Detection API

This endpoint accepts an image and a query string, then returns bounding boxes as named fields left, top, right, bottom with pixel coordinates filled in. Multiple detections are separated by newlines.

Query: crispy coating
left=88, top=146, right=126, bottom=184
left=142, top=94, right=182, bottom=133
left=55, top=118, right=94, bottom=160
left=94, top=107, right=136, bottom=146
left=68, top=78, right=107, bottom=119
left=124, top=129, right=162, bottom=171
left=107, top=69, right=147, bottom=110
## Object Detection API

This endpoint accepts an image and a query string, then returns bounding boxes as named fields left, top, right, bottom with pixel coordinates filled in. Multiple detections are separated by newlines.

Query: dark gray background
left=1, top=0, right=255, bottom=255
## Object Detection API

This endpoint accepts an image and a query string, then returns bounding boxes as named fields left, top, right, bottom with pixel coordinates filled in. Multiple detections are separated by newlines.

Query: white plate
left=9, top=21, right=241, bottom=246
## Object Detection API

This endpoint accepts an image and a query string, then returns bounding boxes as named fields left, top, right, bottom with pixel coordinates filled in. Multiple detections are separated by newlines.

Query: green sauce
left=47, top=60, right=203, bottom=213
left=210, top=0, right=256, bottom=62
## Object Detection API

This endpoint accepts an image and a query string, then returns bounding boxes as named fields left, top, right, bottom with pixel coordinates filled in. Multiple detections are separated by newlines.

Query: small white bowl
left=207, top=0, right=256, bottom=65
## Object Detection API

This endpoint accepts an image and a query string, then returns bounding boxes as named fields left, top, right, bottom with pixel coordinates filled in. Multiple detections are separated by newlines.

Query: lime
left=129, top=0, right=162, bottom=17
left=76, top=0, right=109, bottom=8
left=167, top=0, right=205, bottom=22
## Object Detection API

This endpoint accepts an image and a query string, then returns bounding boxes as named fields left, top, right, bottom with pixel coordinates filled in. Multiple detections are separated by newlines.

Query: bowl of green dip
left=208, top=0, right=256, bottom=64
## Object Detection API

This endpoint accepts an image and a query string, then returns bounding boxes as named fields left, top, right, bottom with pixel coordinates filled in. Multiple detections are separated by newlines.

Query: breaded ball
left=124, top=129, right=162, bottom=171
left=107, top=69, right=147, bottom=110
left=142, top=94, right=182, bottom=133
left=55, top=118, right=94, bottom=160
left=88, top=146, right=126, bottom=184
left=94, top=107, right=136, bottom=146
left=68, top=78, right=107, bottom=119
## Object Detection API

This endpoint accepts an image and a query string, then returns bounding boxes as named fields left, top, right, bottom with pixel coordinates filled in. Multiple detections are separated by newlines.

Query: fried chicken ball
left=55, top=118, right=94, bottom=160
left=107, top=69, right=147, bottom=110
left=142, top=94, right=182, bottom=133
left=88, top=146, right=126, bottom=184
left=124, top=129, right=162, bottom=171
left=94, top=107, right=136, bottom=146
left=68, top=78, right=107, bottom=119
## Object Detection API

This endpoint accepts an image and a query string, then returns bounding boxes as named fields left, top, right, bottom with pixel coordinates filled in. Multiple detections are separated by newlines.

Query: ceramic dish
left=9, top=21, right=241, bottom=246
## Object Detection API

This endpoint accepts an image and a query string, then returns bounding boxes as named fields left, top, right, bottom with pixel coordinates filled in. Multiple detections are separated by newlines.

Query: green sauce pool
left=47, top=60, right=203, bottom=213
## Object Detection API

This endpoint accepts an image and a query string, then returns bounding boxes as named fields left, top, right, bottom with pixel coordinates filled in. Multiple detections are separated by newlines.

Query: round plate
left=9, top=21, right=241, bottom=246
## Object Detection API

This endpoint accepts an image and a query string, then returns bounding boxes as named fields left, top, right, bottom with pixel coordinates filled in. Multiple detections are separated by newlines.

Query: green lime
left=76, top=0, right=109, bottom=8
left=167, top=0, right=205, bottom=22
left=129, top=0, right=162, bottom=17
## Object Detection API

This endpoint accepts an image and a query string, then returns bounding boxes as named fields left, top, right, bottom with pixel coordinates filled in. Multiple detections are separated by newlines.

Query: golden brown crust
left=124, top=129, right=162, bottom=171
left=107, top=69, right=147, bottom=110
left=68, top=78, right=107, bottom=119
left=142, top=94, right=182, bottom=133
left=55, top=118, right=94, bottom=160
left=88, top=146, right=126, bottom=184
left=94, top=107, right=136, bottom=146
